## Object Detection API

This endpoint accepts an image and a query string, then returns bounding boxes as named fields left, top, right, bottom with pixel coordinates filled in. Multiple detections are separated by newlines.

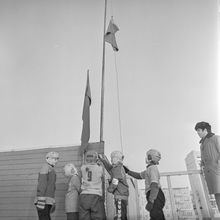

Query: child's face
left=111, top=156, right=120, bottom=165
left=47, top=157, right=59, bottom=166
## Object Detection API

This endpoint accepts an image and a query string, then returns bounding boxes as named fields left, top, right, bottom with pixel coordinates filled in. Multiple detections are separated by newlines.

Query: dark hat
left=194, top=121, right=211, bottom=132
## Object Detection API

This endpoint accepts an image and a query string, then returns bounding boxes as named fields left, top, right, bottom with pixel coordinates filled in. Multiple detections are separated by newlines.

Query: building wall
left=139, top=187, right=197, bottom=220
left=185, top=150, right=220, bottom=218
left=163, top=187, right=197, bottom=219
left=0, top=142, right=104, bottom=220
left=185, top=150, right=209, bottom=218
left=185, top=151, right=220, bottom=218
left=127, top=177, right=141, bottom=220
left=138, top=189, right=150, bottom=220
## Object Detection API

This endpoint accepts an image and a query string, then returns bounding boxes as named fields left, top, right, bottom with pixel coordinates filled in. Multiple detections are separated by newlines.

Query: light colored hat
left=146, top=149, right=161, bottom=164
left=46, top=151, right=59, bottom=159
left=110, top=151, right=124, bottom=164
left=63, top=163, right=77, bottom=176
left=110, top=151, right=124, bottom=160
left=85, top=150, right=98, bottom=164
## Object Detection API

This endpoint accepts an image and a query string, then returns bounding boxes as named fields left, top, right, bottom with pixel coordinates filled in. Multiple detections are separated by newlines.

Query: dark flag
left=80, top=71, right=91, bottom=155
left=105, top=19, right=119, bottom=51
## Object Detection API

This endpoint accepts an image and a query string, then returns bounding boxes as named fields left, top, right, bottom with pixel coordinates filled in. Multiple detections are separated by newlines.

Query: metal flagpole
left=100, top=0, right=108, bottom=216
left=100, top=0, right=107, bottom=142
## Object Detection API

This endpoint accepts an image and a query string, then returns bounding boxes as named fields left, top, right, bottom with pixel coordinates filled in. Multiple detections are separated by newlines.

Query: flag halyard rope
left=114, top=52, right=124, bottom=154
left=106, top=0, right=124, bottom=154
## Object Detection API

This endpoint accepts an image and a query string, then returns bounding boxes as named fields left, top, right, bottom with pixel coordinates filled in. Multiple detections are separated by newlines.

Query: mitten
left=112, top=178, right=119, bottom=185
left=36, top=197, right=46, bottom=210
left=145, top=201, right=154, bottom=211
left=123, top=165, right=130, bottom=173
left=107, top=178, right=118, bottom=193
left=107, top=183, right=116, bottom=193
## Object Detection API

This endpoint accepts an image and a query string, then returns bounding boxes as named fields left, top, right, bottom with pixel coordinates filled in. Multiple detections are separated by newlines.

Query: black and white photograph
left=0, top=0, right=219, bottom=219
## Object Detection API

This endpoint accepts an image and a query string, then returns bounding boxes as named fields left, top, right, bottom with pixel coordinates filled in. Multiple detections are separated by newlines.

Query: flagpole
left=100, top=0, right=107, bottom=142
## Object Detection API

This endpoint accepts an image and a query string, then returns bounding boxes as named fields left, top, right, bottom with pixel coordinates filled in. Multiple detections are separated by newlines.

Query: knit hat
left=85, top=150, right=98, bottom=164
left=63, top=163, right=78, bottom=177
left=145, top=149, right=161, bottom=165
left=110, top=151, right=124, bottom=164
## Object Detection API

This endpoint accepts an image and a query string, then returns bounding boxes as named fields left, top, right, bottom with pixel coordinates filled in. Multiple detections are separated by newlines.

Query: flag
left=105, top=19, right=119, bottom=51
left=80, top=71, right=91, bottom=155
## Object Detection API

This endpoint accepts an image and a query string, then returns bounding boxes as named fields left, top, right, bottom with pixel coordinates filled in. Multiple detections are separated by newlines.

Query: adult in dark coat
left=195, top=121, right=220, bottom=212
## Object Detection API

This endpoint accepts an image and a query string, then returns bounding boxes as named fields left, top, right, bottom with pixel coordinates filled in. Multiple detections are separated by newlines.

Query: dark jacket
left=100, top=158, right=129, bottom=200
left=36, top=163, right=56, bottom=200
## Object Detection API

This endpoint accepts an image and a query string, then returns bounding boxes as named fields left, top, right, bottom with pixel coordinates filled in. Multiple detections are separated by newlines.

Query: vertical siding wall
left=0, top=142, right=104, bottom=220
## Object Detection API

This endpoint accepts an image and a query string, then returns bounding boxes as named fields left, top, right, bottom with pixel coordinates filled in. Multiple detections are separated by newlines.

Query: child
left=34, top=151, right=59, bottom=220
left=63, top=163, right=81, bottom=220
left=79, top=150, right=106, bottom=220
left=98, top=151, right=129, bottom=220
left=124, top=149, right=165, bottom=220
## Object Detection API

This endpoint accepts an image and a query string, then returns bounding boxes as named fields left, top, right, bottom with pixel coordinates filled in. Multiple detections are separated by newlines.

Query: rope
left=110, top=0, right=114, bottom=18
left=109, top=0, right=124, bottom=154
left=114, top=52, right=124, bottom=154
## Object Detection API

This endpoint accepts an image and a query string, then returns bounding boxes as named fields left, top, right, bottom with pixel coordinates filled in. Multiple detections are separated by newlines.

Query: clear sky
left=0, top=0, right=219, bottom=186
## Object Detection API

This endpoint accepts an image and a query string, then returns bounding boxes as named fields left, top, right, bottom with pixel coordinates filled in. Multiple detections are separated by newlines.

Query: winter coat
left=65, top=174, right=81, bottom=213
left=200, top=134, right=220, bottom=194
left=100, top=158, right=129, bottom=200
left=35, top=163, right=56, bottom=205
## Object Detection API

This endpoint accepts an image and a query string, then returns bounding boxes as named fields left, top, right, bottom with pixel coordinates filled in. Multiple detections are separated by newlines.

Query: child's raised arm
left=98, top=154, right=113, bottom=173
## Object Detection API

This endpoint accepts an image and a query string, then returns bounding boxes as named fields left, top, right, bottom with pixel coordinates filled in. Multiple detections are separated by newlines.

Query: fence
left=161, top=170, right=217, bottom=220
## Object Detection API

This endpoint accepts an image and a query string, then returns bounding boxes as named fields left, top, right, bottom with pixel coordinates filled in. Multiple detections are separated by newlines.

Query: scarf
left=199, top=132, right=215, bottom=144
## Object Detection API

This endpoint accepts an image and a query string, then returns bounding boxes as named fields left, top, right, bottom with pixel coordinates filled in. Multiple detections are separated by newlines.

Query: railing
left=107, top=169, right=219, bottom=219
left=160, top=170, right=216, bottom=220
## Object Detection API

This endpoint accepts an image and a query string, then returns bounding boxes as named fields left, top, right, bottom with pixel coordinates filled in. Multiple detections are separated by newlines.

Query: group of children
left=34, top=148, right=165, bottom=220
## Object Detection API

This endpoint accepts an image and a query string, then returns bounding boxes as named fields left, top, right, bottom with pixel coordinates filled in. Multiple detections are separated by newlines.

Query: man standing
left=195, top=121, right=220, bottom=212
